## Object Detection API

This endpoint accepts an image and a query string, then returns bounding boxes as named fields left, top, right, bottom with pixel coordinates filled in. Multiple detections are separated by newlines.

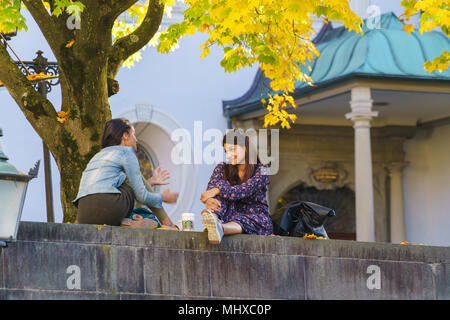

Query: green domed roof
left=304, top=12, right=450, bottom=84
left=223, top=12, right=450, bottom=117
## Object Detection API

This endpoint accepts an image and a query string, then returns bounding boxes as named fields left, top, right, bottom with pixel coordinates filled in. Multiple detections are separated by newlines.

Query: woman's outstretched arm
left=121, top=148, right=163, bottom=208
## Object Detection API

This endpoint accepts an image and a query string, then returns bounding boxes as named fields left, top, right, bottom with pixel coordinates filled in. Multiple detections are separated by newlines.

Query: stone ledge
left=15, top=222, right=450, bottom=263
left=0, top=221, right=448, bottom=300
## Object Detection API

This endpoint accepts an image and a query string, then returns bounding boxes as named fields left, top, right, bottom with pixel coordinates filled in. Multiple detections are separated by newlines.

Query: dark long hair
left=222, top=129, right=260, bottom=185
left=101, top=118, right=132, bottom=149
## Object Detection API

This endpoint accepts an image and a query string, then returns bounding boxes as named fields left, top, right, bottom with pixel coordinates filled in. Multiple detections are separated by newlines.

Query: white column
left=345, top=87, right=378, bottom=242
left=386, top=162, right=407, bottom=243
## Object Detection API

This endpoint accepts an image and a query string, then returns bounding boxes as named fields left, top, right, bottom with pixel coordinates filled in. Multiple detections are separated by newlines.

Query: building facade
left=224, top=12, right=450, bottom=245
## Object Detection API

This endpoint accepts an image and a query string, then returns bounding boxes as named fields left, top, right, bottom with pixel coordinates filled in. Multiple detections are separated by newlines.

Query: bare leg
left=209, top=212, right=242, bottom=235
left=222, top=222, right=243, bottom=235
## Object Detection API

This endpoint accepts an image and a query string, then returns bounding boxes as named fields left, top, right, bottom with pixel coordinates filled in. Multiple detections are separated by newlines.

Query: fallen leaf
left=303, top=234, right=327, bottom=240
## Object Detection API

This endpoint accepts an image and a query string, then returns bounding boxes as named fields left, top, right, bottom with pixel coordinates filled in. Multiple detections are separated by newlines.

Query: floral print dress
left=206, top=162, right=273, bottom=235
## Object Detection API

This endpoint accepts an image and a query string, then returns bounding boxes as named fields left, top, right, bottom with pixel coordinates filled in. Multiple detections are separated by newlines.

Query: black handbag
left=277, top=201, right=335, bottom=238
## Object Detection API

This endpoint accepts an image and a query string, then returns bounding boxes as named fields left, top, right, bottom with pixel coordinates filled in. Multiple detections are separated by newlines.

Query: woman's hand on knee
left=205, top=198, right=221, bottom=213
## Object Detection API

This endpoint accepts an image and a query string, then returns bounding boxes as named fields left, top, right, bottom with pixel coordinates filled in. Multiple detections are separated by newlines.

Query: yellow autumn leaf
left=27, top=73, right=54, bottom=81
left=66, top=39, right=75, bottom=48
left=56, top=110, right=70, bottom=124
left=200, top=46, right=210, bottom=59
left=303, top=234, right=327, bottom=240
left=1, top=73, right=55, bottom=87
left=402, top=24, right=415, bottom=35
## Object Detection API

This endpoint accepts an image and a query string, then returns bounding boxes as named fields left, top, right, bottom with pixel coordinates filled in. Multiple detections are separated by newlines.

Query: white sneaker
left=201, top=209, right=224, bottom=245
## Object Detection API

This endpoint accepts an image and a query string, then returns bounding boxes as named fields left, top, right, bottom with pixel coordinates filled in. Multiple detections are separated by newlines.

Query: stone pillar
left=386, top=162, right=408, bottom=243
left=345, top=87, right=378, bottom=242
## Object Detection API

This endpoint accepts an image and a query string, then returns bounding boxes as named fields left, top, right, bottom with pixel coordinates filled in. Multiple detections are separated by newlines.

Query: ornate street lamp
left=1, top=31, right=58, bottom=223
left=0, top=128, right=39, bottom=247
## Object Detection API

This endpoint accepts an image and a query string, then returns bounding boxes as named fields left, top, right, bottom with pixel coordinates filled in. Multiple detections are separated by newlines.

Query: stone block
left=114, top=246, right=145, bottom=293
left=113, top=228, right=285, bottom=255
left=143, top=248, right=212, bottom=297
left=246, top=254, right=306, bottom=299
left=434, top=263, right=449, bottom=300
left=276, top=256, right=306, bottom=299
left=209, top=251, right=251, bottom=298
left=216, top=234, right=285, bottom=255
left=112, top=227, right=210, bottom=251
left=94, top=244, right=114, bottom=293
left=304, top=256, right=435, bottom=299
left=94, top=244, right=145, bottom=294
left=282, top=237, right=450, bottom=264
left=17, top=222, right=112, bottom=245
left=208, top=252, right=306, bottom=299
left=2, top=241, right=98, bottom=292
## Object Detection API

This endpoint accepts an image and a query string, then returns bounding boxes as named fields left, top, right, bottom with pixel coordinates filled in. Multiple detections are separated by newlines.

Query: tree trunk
left=0, top=1, right=164, bottom=223
left=50, top=76, right=109, bottom=223
left=58, top=158, right=83, bottom=223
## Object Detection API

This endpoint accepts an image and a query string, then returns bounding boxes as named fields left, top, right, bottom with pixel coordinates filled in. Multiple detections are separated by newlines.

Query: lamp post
left=16, top=51, right=59, bottom=223
left=1, top=29, right=59, bottom=223
left=0, top=128, right=39, bottom=248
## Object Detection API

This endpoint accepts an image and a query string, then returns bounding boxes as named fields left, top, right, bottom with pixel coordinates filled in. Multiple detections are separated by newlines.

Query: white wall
left=404, top=124, right=450, bottom=246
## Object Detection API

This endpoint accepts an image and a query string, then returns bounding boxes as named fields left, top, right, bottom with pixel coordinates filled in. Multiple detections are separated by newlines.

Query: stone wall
left=0, top=222, right=448, bottom=299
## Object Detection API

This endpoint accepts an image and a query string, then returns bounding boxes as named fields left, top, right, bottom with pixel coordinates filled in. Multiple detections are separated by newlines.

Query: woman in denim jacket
left=73, top=118, right=178, bottom=227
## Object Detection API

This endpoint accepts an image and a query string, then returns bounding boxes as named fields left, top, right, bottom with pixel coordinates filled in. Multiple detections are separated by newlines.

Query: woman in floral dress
left=200, top=129, right=273, bottom=244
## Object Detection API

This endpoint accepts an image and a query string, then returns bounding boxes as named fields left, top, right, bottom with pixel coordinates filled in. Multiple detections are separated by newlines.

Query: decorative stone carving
left=306, top=162, right=350, bottom=191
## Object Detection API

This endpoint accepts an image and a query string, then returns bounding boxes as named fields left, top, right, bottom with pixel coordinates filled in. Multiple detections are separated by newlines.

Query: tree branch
left=109, top=0, right=140, bottom=18
left=22, top=0, right=65, bottom=60
left=0, top=44, right=59, bottom=148
left=107, top=0, right=164, bottom=80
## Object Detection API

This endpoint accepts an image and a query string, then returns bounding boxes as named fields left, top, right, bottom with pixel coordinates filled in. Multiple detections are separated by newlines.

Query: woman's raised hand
left=200, top=188, right=220, bottom=203
left=161, top=188, right=179, bottom=204
left=147, top=166, right=170, bottom=186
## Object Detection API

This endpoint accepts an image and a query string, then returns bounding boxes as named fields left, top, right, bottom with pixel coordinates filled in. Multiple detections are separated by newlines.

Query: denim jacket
left=73, top=145, right=162, bottom=208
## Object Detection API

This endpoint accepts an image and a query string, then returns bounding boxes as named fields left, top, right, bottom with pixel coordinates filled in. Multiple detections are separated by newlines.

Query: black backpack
left=274, top=201, right=336, bottom=238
